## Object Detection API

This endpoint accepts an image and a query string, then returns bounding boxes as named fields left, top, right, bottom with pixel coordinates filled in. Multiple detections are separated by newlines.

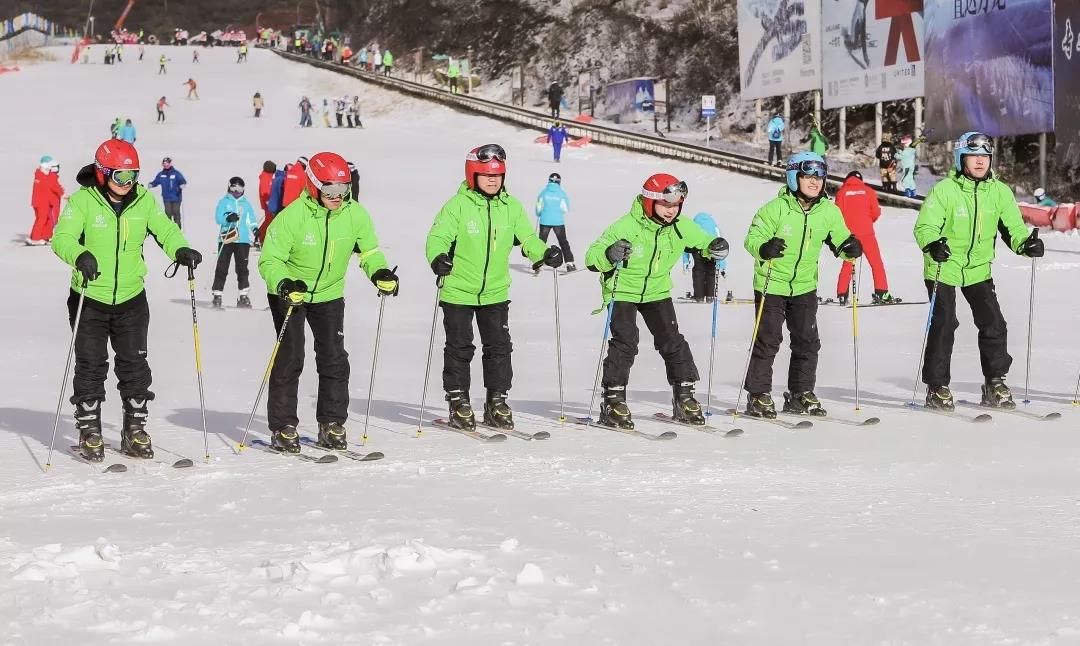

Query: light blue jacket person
left=683, top=212, right=727, bottom=271
left=767, top=116, right=784, bottom=142
left=898, top=144, right=918, bottom=194
left=215, top=192, right=258, bottom=245
left=119, top=121, right=136, bottom=144
left=535, top=179, right=569, bottom=226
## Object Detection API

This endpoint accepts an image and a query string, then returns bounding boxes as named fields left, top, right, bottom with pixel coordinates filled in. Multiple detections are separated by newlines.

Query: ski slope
left=4, top=46, right=1080, bottom=645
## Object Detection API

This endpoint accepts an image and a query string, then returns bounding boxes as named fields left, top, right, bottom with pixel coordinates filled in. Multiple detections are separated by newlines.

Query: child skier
left=682, top=212, right=726, bottom=302
left=913, top=132, right=1043, bottom=411
left=742, top=152, right=862, bottom=418
left=425, top=144, right=563, bottom=430
left=534, top=172, right=576, bottom=273
left=212, top=177, right=259, bottom=309
left=584, top=174, right=729, bottom=429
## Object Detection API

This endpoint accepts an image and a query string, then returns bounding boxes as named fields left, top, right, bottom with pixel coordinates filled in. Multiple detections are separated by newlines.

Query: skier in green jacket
left=426, top=144, right=563, bottom=431
left=742, top=151, right=862, bottom=419
left=913, top=131, right=1043, bottom=411
left=584, top=173, right=729, bottom=429
left=52, top=139, right=202, bottom=462
left=258, top=151, right=398, bottom=453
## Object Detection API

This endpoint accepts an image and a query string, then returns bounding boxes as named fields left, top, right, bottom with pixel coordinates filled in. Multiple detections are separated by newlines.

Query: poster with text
left=1054, top=0, right=1080, bottom=166
left=738, top=0, right=822, bottom=100
left=821, top=0, right=925, bottom=109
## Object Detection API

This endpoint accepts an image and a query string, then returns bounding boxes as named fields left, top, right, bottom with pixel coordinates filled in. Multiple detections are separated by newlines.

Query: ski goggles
left=466, top=143, right=507, bottom=163
left=319, top=183, right=350, bottom=200
left=548, top=173, right=561, bottom=183
left=228, top=185, right=245, bottom=196
left=959, top=132, right=994, bottom=155
left=642, top=180, right=689, bottom=205
left=790, top=159, right=828, bottom=178
left=104, top=167, right=139, bottom=186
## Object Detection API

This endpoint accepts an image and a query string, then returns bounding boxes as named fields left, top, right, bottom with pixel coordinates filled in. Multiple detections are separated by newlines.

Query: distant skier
left=741, top=152, right=862, bottom=419
left=534, top=172, right=576, bottom=273
left=211, top=177, right=259, bottom=309
left=426, top=144, right=563, bottom=431
left=766, top=114, right=785, bottom=166
left=237, top=43, right=248, bottom=63
left=156, top=96, right=169, bottom=123
left=1033, top=187, right=1057, bottom=207
left=320, top=98, right=331, bottom=127
left=184, top=77, right=199, bottom=100
left=549, top=120, right=568, bottom=163
left=897, top=134, right=918, bottom=197
left=809, top=122, right=827, bottom=163
left=382, top=49, right=393, bottom=76
left=52, top=139, right=202, bottom=462
left=148, top=156, right=187, bottom=227
left=253, top=92, right=264, bottom=117
left=110, top=117, right=123, bottom=139
left=351, top=96, right=363, bottom=127
left=447, top=57, right=460, bottom=93
left=298, top=96, right=313, bottom=127
left=334, top=96, right=345, bottom=127
left=682, top=212, right=726, bottom=302
left=29, top=155, right=64, bottom=245
left=344, top=94, right=355, bottom=128
left=547, top=81, right=564, bottom=119
left=875, top=138, right=898, bottom=193
left=257, top=160, right=276, bottom=239
left=833, top=171, right=892, bottom=304
left=192, top=49, right=199, bottom=64
left=119, top=119, right=136, bottom=144
left=913, top=132, right=1043, bottom=412
left=258, top=151, right=398, bottom=453
left=584, top=174, right=729, bottom=429
left=158, top=53, right=167, bottom=74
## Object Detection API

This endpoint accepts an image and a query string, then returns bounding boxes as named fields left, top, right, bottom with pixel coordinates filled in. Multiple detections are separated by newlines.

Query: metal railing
left=270, top=48, right=924, bottom=209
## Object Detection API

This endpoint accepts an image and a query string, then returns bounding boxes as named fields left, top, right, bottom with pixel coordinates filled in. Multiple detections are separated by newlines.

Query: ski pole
left=360, top=293, right=388, bottom=445
left=705, top=263, right=722, bottom=417
left=185, top=266, right=211, bottom=462
left=415, top=277, right=444, bottom=437
left=238, top=296, right=302, bottom=451
left=45, top=276, right=89, bottom=472
left=733, top=262, right=773, bottom=422
left=1023, top=229, right=1038, bottom=403
left=552, top=266, right=566, bottom=423
left=1071, top=368, right=1080, bottom=406
left=909, top=262, right=942, bottom=406
left=851, top=258, right=861, bottom=411
left=586, top=264, right=623, bottom=424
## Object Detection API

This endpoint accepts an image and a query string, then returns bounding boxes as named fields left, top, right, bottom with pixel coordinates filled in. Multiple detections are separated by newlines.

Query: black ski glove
left=430, top=253, right=453, bottom=277
left=605, top=239, right=632, bottom=264
left=75, top=250, right=99, bottom=283
left=759, top=237, right=787, bottom=260
left=923, top=238, right=950, bottom=263
left=371, top=266, right=399, bottom=296
left=225, top=212, right=240, bottom=223
left=175, top=247, right=202, bottom=269
left=708, top=237, right=730, bottom=260
left=1020, top=230, right=1044, bottom=258
left=534, top=245, right=563, bottom=270
left=277, top=278, right=309, bottom=303
left=838, top=235, right=863, bottom=259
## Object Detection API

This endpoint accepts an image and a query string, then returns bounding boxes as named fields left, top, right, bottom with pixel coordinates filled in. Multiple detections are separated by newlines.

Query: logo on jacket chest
left=466, top=220, right=480, bottom=236
left=956, top=206, right=969, bottom=219
left=93, top=213, right=108, bottom=229
left=303, top=232, right=317, bottom=246
left=782, top=223, right=794, bottom=236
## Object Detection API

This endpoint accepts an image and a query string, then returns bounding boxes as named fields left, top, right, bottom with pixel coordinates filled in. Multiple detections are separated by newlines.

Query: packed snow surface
left=3, top=46, right=1080, bottom=645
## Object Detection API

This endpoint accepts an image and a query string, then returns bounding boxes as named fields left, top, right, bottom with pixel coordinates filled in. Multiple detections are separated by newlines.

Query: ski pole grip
left=187, top=265, right=196, bottom=281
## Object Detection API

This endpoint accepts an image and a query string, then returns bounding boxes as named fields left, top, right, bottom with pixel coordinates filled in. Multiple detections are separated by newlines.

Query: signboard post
left=701, top=95, right=716, bottom=145
left=653, top=78, right=668, bottom=135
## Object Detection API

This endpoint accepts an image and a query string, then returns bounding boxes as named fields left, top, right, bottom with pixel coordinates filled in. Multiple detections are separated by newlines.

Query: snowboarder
left=156, top=96, right=169, bottom=123
left=257, top=151, right=398, bottom=452
left=875, top=138, right=898, bottom=193
left=584, top=174, right=730, bottom=429
left=1034, top=187, right=1057, bottom=207
left=212, top=177, right=259, bottom=309
left=51, top=139, right=202, bottom=461
left=119, top=119, right=136, bottom=144
left=741, top=152, right=863, bottom=419
left=148, top=157, right=187, bottom=228
left=425, top=144, right=563, bottom=430
left=253, top=92, right=264, bottom=117
left=184, top=78, right=199, bottom=100
left=683, top=212, right=726, bottom=302
left=534, top=172, right=576, bottom=273
left=897, top=134, right=918, bottom=197
left=549, top=121, right=568, bottom=163
left=913, top=132, right=1043, bottom=411
left=834, top=171, right=892, bottom=304
left=766, top=114, right=785, bottom=166
left=547, top=81, right=564, bottom=119
left=29, top=155, right=64, bottom=245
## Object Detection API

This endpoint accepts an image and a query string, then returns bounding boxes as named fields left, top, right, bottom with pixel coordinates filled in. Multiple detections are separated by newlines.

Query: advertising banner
left=738, top=0, right=822, bottom=100
left=1054, top=0, right=1080, bottom=165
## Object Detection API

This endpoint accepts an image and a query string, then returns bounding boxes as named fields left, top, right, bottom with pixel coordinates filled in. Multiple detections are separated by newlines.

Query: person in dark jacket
left=147, top=157, right=187, bottom=227
left=547, top=81, right=564, bottom=119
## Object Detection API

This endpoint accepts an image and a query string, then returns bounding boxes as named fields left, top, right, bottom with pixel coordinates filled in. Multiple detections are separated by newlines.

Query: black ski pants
left=744, top=291, right=820, bottom=394
left=67, top=290, right=153, bottom=404
left=163, top=201, right=182, bottom=228
left=539, top=224, right=575, bottom=263
left=768, top=140, right=783, bottom=165
left=602, top=298, right=699, bottom=388
left=922, top=278, right=1011, bottom=387
left=690, top=249, right=717, bottom=299
left=212, top=243, right=250, bottom=293
left=441, top=301, right=512, bottom=394
left=267, top=296, right=349, bottom=430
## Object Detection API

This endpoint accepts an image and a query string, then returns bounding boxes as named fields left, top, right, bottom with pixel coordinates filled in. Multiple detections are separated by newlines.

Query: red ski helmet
left=641, top=173, right=688, bottom=220
left=305, top=151, right=351, bottom=200
left=94, top=139, right=140, bottom=186
left=465, top=143, right=506, bottom=191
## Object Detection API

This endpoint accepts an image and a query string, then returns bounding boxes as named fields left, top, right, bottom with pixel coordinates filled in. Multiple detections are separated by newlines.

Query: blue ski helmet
left=785, top=151, right=827, bottom=192
left=953, top=131, right=993, bottom=172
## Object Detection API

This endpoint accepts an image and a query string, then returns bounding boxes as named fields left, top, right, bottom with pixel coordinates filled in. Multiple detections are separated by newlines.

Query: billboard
left=738, top=0, right=822, bottom=100
left=924, top=0, right=1054, bottom=140
left=821, top=0, right=925, bottom=109
left=1055, top=1, right=1080, bottom=166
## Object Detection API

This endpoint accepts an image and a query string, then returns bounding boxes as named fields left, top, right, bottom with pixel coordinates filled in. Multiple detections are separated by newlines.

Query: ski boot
left=724, top=290, right=734, bottom=303
left=237, top=294, right=252, bottom=309
left=598, top=386, right=634, bottom=429
left=74, top=400, right=105, bottom=462
left=270, top=425, right=301, bottom=453
left=783, top=391, right=827, bottom=416
left=981, top=377, right=1016, bottom=410
left=672, top=382, right=706, bottom=425
left=872, top=290, right=897, bottom=304
left=925, top=385, right=955, bottom=411
left=483, top=391, right=515, bottom=430
left=445, top=390, right=476, bottom=430
left=745, top=392, right=777, bottom=419
left=317, top=422, right=347, bottom=449
left=564, top=263, right=577, bottom=273
left=121, top=398, right=154, bottom=458
left=211, top=293, right=223, bottom=309
left=836, top=293, right=849, bottom=306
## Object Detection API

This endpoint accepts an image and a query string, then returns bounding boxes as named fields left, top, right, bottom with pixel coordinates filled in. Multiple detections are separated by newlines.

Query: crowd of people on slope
left=284, top=32, right=395, bottom=77
left=296, top=95, right=364, bottom=128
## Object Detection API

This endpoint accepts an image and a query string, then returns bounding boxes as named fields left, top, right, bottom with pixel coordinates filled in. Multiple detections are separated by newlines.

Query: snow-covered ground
left=4, top=45, right=1080, bottom=645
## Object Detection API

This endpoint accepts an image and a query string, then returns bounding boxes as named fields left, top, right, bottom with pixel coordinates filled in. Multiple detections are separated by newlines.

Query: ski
left=779, top=412, right=880, bottom=427
left=299, top=437, right=386, bottom=461
left=654, top=412, right=743, bottom=437
left=103, top=443, right=194, bottom=468
left=903, top=403, right=992, bottom=423
left=68, top=446, right=127, bottom=472
left=249, top=438, right=338, bottom=462
left=957, top=400, right=1061, bottom=422
left=846, top=300, right=927, bottom=309
left=431, top=418, right=507, bottom=442
left=572, top=416, right=677, bottom=440
left=723, top=409, right=812, bottom=429
left=478, top=422, right=551, bottom=441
